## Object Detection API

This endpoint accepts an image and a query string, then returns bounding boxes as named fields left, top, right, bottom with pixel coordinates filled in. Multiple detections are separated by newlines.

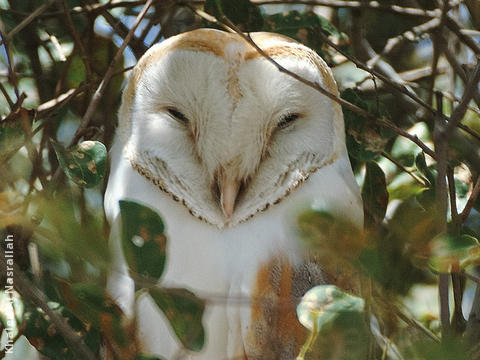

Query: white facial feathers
left=119, top=29, right=346, bottom=227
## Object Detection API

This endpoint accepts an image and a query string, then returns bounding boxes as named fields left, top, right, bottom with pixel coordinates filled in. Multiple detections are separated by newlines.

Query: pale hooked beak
left=215, top=166, right=241, bottom=219
left=219, top=177, right=240, bottom=219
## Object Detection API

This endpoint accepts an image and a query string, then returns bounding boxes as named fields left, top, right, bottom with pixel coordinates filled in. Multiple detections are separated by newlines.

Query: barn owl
left=104, top=28, right=363, bottom=359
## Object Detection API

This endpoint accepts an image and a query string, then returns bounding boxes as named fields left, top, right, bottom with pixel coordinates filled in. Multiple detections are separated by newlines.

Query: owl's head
left=117, top=29, right=347, bottom=228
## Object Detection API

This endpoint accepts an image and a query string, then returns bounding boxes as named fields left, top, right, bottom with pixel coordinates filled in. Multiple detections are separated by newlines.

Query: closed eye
left=277, top=113, right=300, bottom=129
left=167, top=107, right=188, bottom=124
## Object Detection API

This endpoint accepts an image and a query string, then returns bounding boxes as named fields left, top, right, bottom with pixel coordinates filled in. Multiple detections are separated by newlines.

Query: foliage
left=0, top=0, right=480, bottom=359
left=120, top=200, right=205, bottom=352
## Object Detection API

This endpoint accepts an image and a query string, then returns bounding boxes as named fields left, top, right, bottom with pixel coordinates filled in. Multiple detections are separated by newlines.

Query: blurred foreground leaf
left=428, top=234, right=480, bottom=273
left=119, top=200, right=167, bottom=282
left=135, top=355, right=166, bottom=360
left=24, top=302, right=100, bottom=360
left=297, top=285, right=364, bottom=332
left=359, top=199, right=436, bottom=294
left=149, top=288, right=206, bottom=352
left=296, top=285, right=369, bottom=360
left=60, top=282, right=138, bottom=357
left=51, top=140, right=107, bottom=188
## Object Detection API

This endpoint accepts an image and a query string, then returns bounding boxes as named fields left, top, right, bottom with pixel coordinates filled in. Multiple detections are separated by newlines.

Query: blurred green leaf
left=297, top=285, right=369, bottom=360
left=297, top=210, right=364, bottom=260
left=119, top=200, right=167, bottom=282
left=315, top=310, right=369, bottom=360
left=149, top=287, right=205, bottom=352
left=388, top=180, right=427, bottom=201
left=0, top=113, right=27, bottom=162
left=24, top=301, right=101, bottom=359
left=362, top=161, right=388, bottom=228
left=36, top=192, right=110, bottom=272
left=428, top=234, right=480, bottom=273
left=297, top=285, right=364, bottom=332
left=66, top=55, right=87, bottom=88
left=61, top=282, right=123, bottom=329
left=60, top=281, right=139, bottom=357
left=403, top=338, right=469, bottom=360
left=204, top=0, right=263, bottom=31
left=51, top=140, right=107, bottom=188
left=135, top=355, right=166, bottom=360
left=358, top=199, right=436, bottom=294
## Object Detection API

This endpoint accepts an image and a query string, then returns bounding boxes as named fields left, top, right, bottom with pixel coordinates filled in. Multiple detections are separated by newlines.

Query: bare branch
left=0, top=248, right=97, bottom=360
left=461, top=176, right=480, bottom=223
left=253, top=0, right=441, bottom=18
left=447, top=59, right=480, bottom=133
left=71, top=0, right=155, bottom=146
left=192, top=7, right=438, bottom=160
left=0, top=0, right=56, bottom=46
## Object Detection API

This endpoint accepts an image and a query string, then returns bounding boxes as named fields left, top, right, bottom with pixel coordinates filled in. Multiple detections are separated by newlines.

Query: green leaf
left=204, top=0, right=263, bottom=31
left=415, top=152, right=436, bottom=186
left=61, top=281, right=138, bottom=356
left=429, top=234, right=480, bottom=273
left=362, top=161, right=388, bottom=228
left=66, top=55, right=87, bottom=88
left=51, top=140, right=107, bottom=188
left=359, top=199, right=436, bottom=294
left=388, top=181, right=427, bottom=201
left=296, top=285, right=364, bottom=333
left=297, top=210, right=364, bottom=260
left=24, top=301, right=101, bottom=359
left=341, top=89, right=392, bottom=162
left=119, top=200, right=167, bottom=282
left=262, top=11, right=344, bottom=55
left=0, top=114, right=26, bottom=162
left=62, top=283, right=123, bottom=327
left=149, top=288, right=205, bottom=352
left=135, top=355, right=166, bottom=360
left=405, top=338, right=469, bottom=360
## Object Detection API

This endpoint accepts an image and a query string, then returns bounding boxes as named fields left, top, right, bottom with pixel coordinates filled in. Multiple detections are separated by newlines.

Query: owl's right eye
left=167, top=107, right=189, bottom=124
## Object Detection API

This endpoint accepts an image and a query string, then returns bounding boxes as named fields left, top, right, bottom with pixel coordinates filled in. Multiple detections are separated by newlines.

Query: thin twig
left=395, top=307, right=441, bottom=343
left=0, top=28, right=20, bottom=99
left=60, top=0, right=93, bottom=83
left=253, top=0, right=441, bottom=18
left=447, top=59, right=480, bottom=134
left=0, top=248, right=97, bottom=360
left=465, top=272, right=480, bottom=284
left=37, top=86, right=86, bottom=115
left=1, top=0, right=450, bottom=19
left=192, top=7, right=438, bottom=160
left=445, top=15, right=480, bottom=55
left=461, top=176, right=480, bottom=223
left=0, top=0, right=57, bottom=46
left=0, top=81, right=14, bottom=110
left=81, top=0, right=148, bottom=58
left=369, top=17, right=441, bottom=68
left=447, top=168, right=459, bottom=226
left=381, top=151, right=426, bottom=186
left=319, top=32, right=441, bottom=118
left=70, top=0, right=154, bottom=146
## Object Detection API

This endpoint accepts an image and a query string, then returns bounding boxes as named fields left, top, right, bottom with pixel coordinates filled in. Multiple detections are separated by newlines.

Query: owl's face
left=119, top=29, right=346, bottom=227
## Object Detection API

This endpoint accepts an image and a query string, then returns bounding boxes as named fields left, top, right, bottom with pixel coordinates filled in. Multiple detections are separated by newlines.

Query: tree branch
left=0, top=248, right=97, bottom=360
left=71, top=0, right=154, bottom=146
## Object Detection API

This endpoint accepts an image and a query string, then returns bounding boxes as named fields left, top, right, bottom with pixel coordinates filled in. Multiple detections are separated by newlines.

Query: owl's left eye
left=277, top=113, right=300, bottom=129
left=167, top=107, right=189, bottom=124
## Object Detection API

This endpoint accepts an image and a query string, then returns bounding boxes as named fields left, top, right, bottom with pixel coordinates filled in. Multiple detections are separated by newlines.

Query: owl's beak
left=220, top=178, right=240, bottom=219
